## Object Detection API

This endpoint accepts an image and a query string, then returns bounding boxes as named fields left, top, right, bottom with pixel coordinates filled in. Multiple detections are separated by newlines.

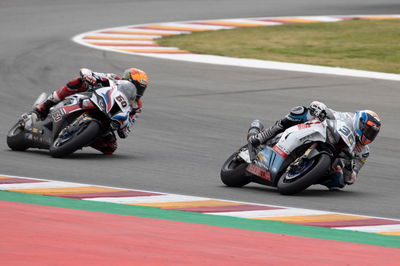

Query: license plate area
left=247, top=164, right=271, bottom=181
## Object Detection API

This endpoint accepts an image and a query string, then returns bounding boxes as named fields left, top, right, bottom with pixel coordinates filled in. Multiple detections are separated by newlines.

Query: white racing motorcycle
left=220, top=116, right=356, bottom=195
left=7, top=80, right=133, bottom=157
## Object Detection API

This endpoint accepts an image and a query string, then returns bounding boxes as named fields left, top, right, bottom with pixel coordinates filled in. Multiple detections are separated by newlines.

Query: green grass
left=157, top=19, right=400, bottom=74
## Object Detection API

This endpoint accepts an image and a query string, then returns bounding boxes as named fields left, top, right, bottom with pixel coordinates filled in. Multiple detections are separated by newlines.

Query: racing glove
left=80, top=68, right=97, bottom=86
left=309, top=101, right=327, bottom=121
left=131, top=98, right=143, bottom=115
left=117, top=126, right=130, bottom=139
left=248, top=134, right=261, bottom=146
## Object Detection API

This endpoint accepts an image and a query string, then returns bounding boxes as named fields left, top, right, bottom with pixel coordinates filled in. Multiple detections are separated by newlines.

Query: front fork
left=287, top=143, right=318, bottom=173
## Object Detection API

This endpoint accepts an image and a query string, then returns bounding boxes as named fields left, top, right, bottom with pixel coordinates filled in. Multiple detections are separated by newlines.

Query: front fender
left=307, top=146, right=333, bottom=160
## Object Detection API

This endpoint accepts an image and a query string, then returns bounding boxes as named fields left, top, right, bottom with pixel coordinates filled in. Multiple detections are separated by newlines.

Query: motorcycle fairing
left=92, top=85, right=132, bottom=127
left=95, top=86, right=116, bottom=113
left=251, top=120, right=327, bottom=184
left=276, top=120, right=327, bottom=155
left=256, top=146, right=286, bottom=180
left=331, top=119, right=356, bottom=152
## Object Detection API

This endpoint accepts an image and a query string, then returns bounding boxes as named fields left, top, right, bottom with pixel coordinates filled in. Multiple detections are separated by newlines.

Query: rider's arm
left=343, top=145, right=369, bottom=185
left=281, top=106, right=311, bottom=127
left=113, top=103, right=140, bottom=139
left=353, top=145, right=369, bottom=175
left=80, top=68, right=121, bottom=87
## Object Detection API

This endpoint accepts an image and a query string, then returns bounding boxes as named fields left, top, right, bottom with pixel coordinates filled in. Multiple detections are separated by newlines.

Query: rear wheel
left=277, top=154, right=331, bottom=195
left=50, top=120, right=100, bottom=158
left=7, top=122, right=29, bottom=151
left=220, top=150, right=251, bottom=187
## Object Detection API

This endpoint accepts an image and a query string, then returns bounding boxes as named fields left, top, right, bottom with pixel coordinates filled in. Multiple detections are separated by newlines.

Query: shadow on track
left=218, top=184, right=371, bottom=198
left=4, top=149, right=140, bottom=161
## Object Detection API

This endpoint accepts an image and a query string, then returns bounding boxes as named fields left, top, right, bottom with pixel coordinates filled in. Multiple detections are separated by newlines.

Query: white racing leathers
left=327, top=109, right=369, bottom=179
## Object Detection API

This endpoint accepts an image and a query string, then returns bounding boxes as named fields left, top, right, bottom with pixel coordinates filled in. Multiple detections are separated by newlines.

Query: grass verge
left=157, top=19, right=400, bottom=74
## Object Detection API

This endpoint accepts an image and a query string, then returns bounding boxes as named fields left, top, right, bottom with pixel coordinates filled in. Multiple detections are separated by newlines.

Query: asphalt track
left=0, top=0, right=399, bottom=219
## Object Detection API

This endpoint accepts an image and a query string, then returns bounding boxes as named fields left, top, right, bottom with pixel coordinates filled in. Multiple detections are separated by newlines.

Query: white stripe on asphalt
left=209, top=208, right=331, bottom=218
left=85, top=194, right=210, bottom=204
left=335, top=224, right=400, bottom=233
left=0, top=181, right=88, bottom=190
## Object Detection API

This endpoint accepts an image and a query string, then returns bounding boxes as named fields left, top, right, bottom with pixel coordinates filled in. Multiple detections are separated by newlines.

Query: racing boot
left=248, top=120, right=284, bottom=146
left=34, top=92, right=60, bottom=120
left=322, top=165, right=345, bottom=190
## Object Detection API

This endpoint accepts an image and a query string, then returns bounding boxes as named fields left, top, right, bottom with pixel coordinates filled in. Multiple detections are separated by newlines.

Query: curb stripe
left=52, top=190, right=161, bottom=199
left=72, top=14, right=400, bottom=80
left=9, top=186, right=124, bottom=195
left=2, top=190, right=400, bottom=249
left=137, top=25, right=207, bottom=32
left=170, top=204, right=282, bottom=213
left=134, top=200, right=242, bottom=208
left=0, top=174, right=399, bottom=237
left=0, top=177, right=45, bottom=184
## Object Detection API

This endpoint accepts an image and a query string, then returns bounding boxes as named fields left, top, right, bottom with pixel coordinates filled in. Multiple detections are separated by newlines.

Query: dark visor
left=363, top=124, right=379, bottom=141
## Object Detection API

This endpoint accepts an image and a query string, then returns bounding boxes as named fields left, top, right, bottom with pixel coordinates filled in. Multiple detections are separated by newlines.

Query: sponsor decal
left=62, top=105, right=81, bottom=114
left=247, top=164, right=271, bottom=181
left=51, top=108, right=65, bottom=122
left=297, top=121, right=321, bottom=130
left=272, top=145, right=288, bottom=158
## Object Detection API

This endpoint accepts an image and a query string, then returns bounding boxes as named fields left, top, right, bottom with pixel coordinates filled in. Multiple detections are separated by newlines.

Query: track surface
left=1, top=0, right=399, bottom=219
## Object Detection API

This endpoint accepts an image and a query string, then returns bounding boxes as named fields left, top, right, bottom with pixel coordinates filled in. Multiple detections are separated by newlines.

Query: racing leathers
left=35, top=68, right=142, bottom=154
left=248, top=101, right=369, bottom=190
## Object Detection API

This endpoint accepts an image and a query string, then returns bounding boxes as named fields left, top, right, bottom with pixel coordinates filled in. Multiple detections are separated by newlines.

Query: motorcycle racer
left=34, top=68, right=149, bottom=154
left=247, top=101, right=381, bottom=190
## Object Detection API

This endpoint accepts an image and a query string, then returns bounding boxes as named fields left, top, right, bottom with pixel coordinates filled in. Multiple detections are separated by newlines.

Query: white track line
left=210, top=208, right=332, bottom=218
left=337, top=224, right=400, bottom=233
left=0, top=181, right=89, bottom=190
left=86, top=194, right=210, bottom=204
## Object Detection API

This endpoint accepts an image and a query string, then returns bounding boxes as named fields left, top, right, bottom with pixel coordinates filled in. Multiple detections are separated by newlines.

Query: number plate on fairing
left=247, top=164, right=271, bottom=181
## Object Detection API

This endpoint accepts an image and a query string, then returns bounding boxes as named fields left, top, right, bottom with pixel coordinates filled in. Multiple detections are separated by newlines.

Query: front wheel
left=277, top=154, right=331, bottom=195
left=220, top=150, right=251, bottom=187
left=7, top=122, right=29, bottom=151
left=49, top=120, right=100, bottom=158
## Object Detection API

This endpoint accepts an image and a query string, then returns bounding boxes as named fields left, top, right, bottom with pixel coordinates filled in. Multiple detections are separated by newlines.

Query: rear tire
left=50, top=120, right=100, bottom=158
left=277, top=154, right=331, bottom=195
left=7, top=122, right=29, bottom=151
left=220, top=151, right=250, bottom=187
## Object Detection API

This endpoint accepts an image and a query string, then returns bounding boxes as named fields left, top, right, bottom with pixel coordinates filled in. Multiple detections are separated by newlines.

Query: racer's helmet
left=353, top=110, right=381, bottom=145
left=122, top=68, right=148, bottom=100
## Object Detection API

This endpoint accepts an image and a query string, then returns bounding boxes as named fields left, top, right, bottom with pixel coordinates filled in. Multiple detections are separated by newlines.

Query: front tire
left=277, top=154, right=331, bottom=195
left=7, top=122, right=29, bottom=151
left=49, top=120, right=100, bottom=158
left=220, top=151, right=251, bottom=187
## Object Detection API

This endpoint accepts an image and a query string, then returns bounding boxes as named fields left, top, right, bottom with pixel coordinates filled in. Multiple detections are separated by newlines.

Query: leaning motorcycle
left=220, top=116, right=356, bottom=195
left=7, top=80, right=132, bottom=157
